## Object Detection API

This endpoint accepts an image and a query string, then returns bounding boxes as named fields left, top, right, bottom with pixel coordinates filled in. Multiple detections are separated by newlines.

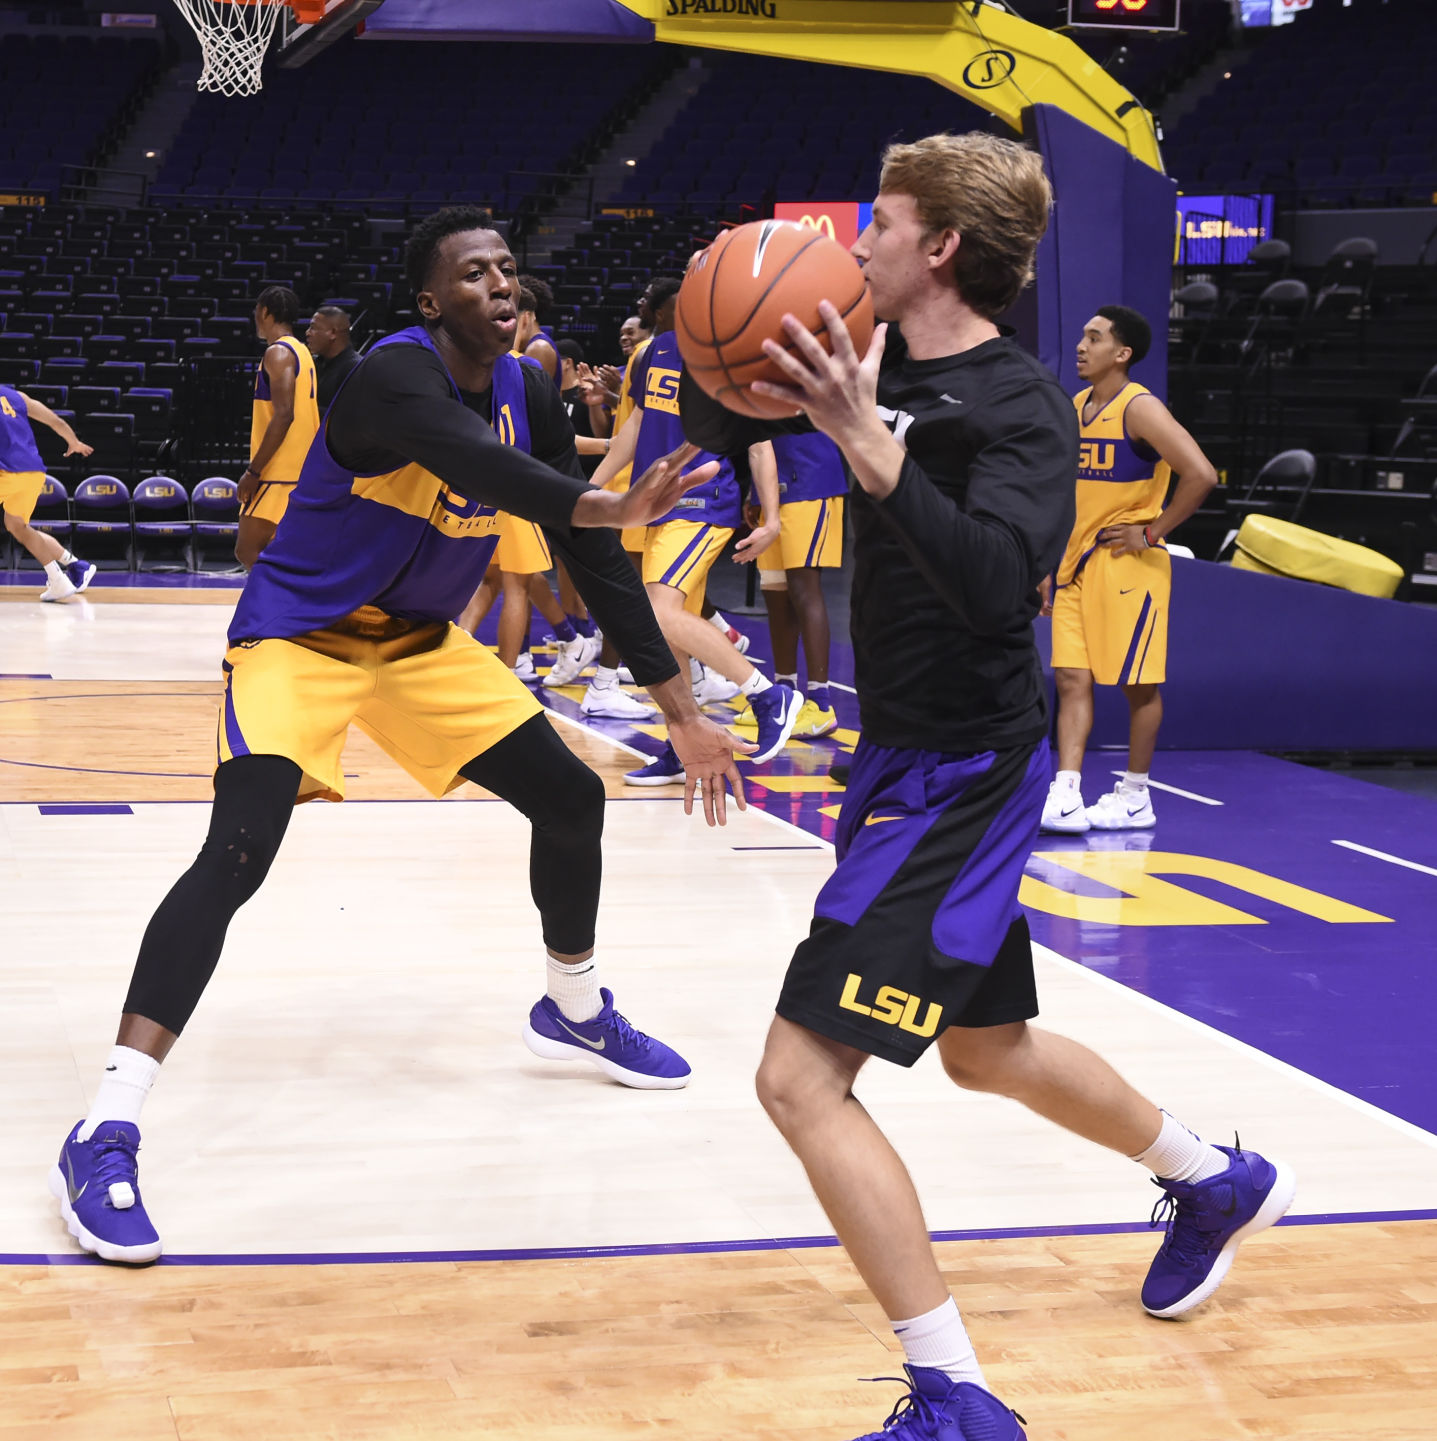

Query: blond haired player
left=683, top=135, right=1291, bottom=1440
left=236, top=286, right=320, bottom=570
left=1041, top=306, right=1218, bottom=833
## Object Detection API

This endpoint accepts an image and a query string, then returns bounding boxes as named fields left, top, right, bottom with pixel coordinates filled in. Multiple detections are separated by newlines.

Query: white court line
left=543, top=703, right=651, bottom=760
left=1109, top=770, right=1223, bottom=806
left=556, top=704, right=1435, bottom=1149
left=1332, top=838, right=1437, bottom=880
left=1037, top=941, right=1437, bottom=1152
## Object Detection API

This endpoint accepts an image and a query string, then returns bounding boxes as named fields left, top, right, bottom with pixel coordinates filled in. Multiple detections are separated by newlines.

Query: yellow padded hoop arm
left=614, top=0, right=1164, bottom=173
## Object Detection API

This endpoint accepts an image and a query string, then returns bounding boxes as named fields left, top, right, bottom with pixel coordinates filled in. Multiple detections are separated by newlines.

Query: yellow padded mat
left=1233, top=515, right=1403, bottom=598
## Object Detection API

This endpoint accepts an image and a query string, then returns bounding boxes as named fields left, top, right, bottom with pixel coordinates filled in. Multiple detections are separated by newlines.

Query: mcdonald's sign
left=774, top=201, right=873, bottom=250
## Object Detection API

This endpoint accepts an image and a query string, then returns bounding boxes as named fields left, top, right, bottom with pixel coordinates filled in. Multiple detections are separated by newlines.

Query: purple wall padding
left=363, top=0, right=653, bottom=41
left=1038, top=558, right=1437, bottom=752
left=1015, top=103, right=1176, bottom=402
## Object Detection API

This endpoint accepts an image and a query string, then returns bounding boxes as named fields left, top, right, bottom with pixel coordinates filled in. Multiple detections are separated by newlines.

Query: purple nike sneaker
left=65, top=559, right=97, bottom=594
left=523, top=988, right=691, bottom=1089
left=1142, top=1142, right=1296, bottom=1317
left=50, top=1120, right=162, bottom=1264
left=849, top=1366, right=1026, bottom=1440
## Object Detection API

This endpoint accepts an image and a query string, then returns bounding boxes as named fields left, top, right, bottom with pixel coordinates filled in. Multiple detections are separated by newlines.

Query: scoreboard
left=1068, top=0, right=1181, bottom=31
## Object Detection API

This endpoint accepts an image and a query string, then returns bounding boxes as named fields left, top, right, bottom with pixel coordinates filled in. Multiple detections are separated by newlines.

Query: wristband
left=1143, top=524, right=1156, bottom=548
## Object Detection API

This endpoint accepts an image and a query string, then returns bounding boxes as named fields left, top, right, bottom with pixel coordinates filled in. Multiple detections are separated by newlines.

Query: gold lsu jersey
left=251, top=336, right=321, bottom=483
left=1056, top=381, right=1171, bottom=587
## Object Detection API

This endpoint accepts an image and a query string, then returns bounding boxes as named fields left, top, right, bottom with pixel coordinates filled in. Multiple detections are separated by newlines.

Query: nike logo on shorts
left=1119, top=587, right=1135, bottom=595
left=553, top=1016, right=606, bottom=1051
left=863, top=814, right=904, bottom=826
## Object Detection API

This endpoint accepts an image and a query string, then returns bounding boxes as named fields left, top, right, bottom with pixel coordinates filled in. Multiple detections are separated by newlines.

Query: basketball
left=676, top=219, right=875, bottom=419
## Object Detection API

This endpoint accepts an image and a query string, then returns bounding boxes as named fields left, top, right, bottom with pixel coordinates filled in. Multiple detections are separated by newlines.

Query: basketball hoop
left=171, top=0, right=326, bottom=97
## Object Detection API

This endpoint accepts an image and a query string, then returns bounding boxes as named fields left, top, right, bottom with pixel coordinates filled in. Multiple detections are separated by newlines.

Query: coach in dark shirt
left=307, top=305, right=360, bottom=412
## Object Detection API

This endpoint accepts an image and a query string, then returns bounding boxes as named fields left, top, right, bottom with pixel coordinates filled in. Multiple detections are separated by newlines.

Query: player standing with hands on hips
left=1040, top=306, right=1220, bottom=834
left=682, top=135, right=1292, bottom=1441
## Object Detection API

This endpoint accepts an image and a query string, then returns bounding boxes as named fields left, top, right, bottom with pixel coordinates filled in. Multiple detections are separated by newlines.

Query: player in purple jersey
left=0, top=385, right=95, bottom=601
left=588, top=286, right=803, bottom=782
left=684, top=135, right=1293, bottom=1441
left=734, top=431, right=848, bottom=738
left=50, top=207, right=754, bottom=1268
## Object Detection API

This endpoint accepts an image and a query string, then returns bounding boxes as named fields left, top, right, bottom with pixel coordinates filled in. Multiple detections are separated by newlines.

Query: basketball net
left=171, top=0, right=287, bottom=97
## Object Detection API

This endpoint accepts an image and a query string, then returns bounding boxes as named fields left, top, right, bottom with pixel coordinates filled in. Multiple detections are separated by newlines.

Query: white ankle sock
left=893, top=1297, right=986, bottom=1388
left=44, top=559, right=64, bottom=584
left=546, top=954, right=603, bottom=1023
left=1131, top=1110, right=1229, bottom=1183
left=776, top=673, right=799, bottom=689
left=59, top=549, right=75, bottom=565
left=739, top=671, right=772, bottom=698
left=591, top=665, right=619, bottom=689
left=1055, top=769, right=1081, bottom=790
left=78, top=1045, right=161, bottom=1140
left=707, top=609, right=730, bottom=632
left=1121, top=771, right=1150, bottom=792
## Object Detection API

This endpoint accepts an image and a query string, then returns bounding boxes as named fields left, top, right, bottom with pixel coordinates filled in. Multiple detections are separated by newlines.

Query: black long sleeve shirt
left=681, top=328, right=1077, bottom=752
left=327, top=344, right=678, bottom=688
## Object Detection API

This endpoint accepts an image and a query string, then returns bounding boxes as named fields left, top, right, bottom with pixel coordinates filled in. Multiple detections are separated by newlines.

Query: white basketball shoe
left=1087, top=784, right=1157, bottom=830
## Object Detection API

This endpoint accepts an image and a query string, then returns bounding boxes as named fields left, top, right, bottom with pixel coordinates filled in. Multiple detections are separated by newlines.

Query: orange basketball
left=676, top=219, right=875, bottom=420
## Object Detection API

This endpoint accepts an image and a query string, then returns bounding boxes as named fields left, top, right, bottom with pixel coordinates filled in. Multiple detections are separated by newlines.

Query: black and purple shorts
left=776, top=740, right=1049, bottom=1066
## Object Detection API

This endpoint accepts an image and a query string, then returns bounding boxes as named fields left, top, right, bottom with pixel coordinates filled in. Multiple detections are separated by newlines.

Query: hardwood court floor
left=4, top=1221, right=1434, bottom=1440
left=5, top=593, right=1437, bottom=1439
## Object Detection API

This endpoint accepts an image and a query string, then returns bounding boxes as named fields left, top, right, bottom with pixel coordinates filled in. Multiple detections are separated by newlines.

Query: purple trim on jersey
left=0, top=385, right=45, bottom=473
left=815, top=741, right=1049, bottom=968
left=772, top=432, right=848, bottom=503
left=252, top=337, right=302, bottom=403
left=816, top=746, right=994, bottom=927
left=659, top=524, right=713, bottom=587
left=930, top=743, right=1048, bottom=962
left=220, top=660, right=250, bottom=758
left=631, top=330, right=740, bottom=528
left=228, top=328, right=526, bottom=644
left=803, top=498, right=832, bottom=567
left=1120, top=592, right=1153, bottom=684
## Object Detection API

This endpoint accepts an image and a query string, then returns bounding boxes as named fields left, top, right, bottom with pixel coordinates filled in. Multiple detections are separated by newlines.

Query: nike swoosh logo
left=864, top=814, right=904, bottom=826
left=1119, top=587, right=1135, bottom=595
left=1058, top=806, right=1083, bottom=818
left=552, top=1016, right=606, bottom=1051
left=1128, top=805, right=1147, bottom=816
left=63, top=1152, right=87, bottom=1206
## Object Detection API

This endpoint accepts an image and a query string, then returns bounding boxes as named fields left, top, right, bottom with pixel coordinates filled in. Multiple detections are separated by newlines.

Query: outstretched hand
left=667, top=711, right=755, bottom=826
left=64, top=439, right=94, bottom=459
left=614, top=442, right=718, bottom=529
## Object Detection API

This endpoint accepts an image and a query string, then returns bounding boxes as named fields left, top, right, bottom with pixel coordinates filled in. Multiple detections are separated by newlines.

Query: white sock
left=776, top=673, right=799, bottom=689
left=1054, top=769, right=1082, bottom=790
left=893, top=1297, right=986, bottom=1389
left=739, top=671, right=772, bottom=698
left=688, top=656, right=702, bottom=685
left=546, top=954, right=603, bottom=1023
left=707, top=609, right=730, bottom=632
left=78, top=1045, right=161, bottom=1140
left=591, top=665, right=619, bottom=689
left=44, top=559, right=64, bottom=584
left=1131, top=1110, right=1229, bottom=1183
left=1121, top=770, right=1149, bottom=793
left=59, top=549, right=75, bottom=565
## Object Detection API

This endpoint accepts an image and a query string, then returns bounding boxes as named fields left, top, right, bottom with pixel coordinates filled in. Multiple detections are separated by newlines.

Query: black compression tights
left=123, top=714, right=606, bottom=1036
